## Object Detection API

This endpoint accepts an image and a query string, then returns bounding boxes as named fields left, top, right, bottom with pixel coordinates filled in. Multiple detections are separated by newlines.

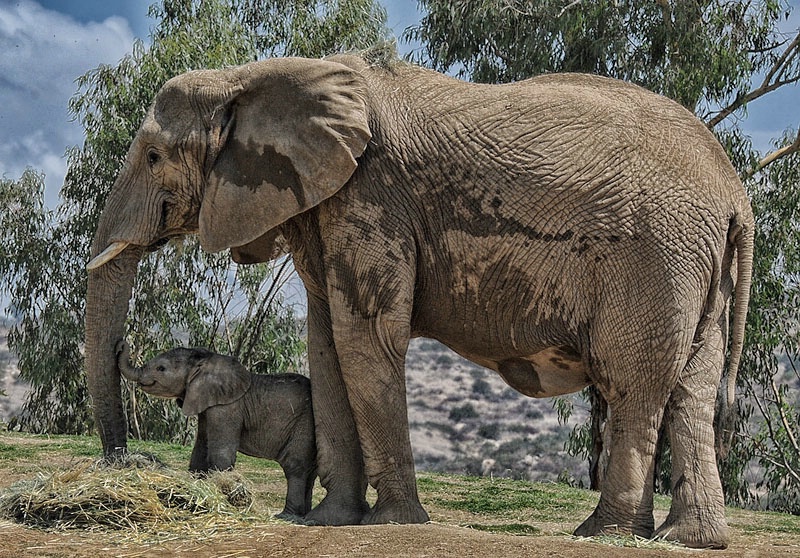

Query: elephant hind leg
left=573, top=393, right=666, bottom=539
left=575, top=310, right=692, bottom=539
left=655, top=323, right=729, bottom=549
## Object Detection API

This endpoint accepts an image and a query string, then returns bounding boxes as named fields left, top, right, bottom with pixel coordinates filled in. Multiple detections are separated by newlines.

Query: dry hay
left=0, top=453, right=254, bottom=532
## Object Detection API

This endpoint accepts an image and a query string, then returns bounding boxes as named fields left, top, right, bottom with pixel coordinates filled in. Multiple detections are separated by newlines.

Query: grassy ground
left=1, top=430, right=800, bottom=557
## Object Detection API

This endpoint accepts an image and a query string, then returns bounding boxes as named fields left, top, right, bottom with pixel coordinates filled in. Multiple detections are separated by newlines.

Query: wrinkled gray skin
left=116, top=340, right=316, bottom=519
left=86, top=55, right=753, bottom=549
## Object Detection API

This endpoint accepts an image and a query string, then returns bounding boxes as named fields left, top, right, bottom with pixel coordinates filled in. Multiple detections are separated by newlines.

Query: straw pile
left=0, top=454, right=253, bottom=531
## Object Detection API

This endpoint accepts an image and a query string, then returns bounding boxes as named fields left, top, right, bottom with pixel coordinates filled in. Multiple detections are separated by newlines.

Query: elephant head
left=86, top=58, right=371, bottom=455
left=116, top=340, right=252, bottom=416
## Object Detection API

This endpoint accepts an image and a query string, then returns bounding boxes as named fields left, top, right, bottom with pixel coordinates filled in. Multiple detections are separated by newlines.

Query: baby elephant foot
left=275, top=510, right=306, bottom=523
left=361, top=498, right=429, bottom=525
left=655, top=514, right=730, bottom=549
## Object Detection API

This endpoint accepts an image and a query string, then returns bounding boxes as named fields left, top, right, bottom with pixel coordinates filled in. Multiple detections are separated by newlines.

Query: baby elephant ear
left=199, top=57, right=371, bottom=253
left=181, top=352, right=252, bottom=416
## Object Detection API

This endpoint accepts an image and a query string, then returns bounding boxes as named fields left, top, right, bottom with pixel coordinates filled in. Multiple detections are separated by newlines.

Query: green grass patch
left=46, top=437, right=103, bottom=457
left=128, top=440, right=193, bottom=467
left=419, top=472, right=597, bottom=522
left=732, top=510, right=800, bottom=535
left=0, top=441, right=36, bottom=460
left=442, top=483, right=553, bottom=513
left=0, top=433, right=102, bottom=461
left=237, top=453, right=283, bottom=471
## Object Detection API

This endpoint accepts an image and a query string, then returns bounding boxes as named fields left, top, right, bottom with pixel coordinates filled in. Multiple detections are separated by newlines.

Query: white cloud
left=0, top=0, right=135, bottom=206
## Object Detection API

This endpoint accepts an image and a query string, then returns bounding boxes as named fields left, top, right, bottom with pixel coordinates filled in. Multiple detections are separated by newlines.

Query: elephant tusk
left=86, top=241, right=130, bottom=270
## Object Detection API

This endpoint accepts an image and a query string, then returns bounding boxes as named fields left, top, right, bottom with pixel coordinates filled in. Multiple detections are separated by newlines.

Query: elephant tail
left=726, top=213, right=753, bottom=404
left=717, top=210, right=754, bottom=456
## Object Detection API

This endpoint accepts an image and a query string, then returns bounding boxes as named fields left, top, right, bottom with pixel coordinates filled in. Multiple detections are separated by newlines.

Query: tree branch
left=754, top=450, right=800, bottom=485
left=745, top=129, right=800, bottom=178
left=763, top=29, right=800, bottom=89
left=770, top=378, right=800, bottom=455
left=708, top=75, right=800, bottom=129
left=707, top=30, right=800, bottom=129
left=558, top=1, right=581, bottom=18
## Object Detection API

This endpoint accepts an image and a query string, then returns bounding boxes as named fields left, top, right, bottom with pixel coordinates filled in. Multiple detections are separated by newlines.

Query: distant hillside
left=406, top=338, right=588, bottom=485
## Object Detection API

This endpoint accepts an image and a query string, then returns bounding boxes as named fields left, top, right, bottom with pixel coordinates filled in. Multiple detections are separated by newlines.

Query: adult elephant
left=85, top=54, right=752, bottom=549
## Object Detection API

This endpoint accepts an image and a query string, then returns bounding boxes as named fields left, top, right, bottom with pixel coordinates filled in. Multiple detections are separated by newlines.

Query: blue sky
left=0, top=1, right=798, bottom=208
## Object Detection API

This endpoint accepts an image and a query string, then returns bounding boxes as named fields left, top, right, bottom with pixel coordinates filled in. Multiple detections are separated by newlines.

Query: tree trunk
left=588, top=386, right=609, bottom=491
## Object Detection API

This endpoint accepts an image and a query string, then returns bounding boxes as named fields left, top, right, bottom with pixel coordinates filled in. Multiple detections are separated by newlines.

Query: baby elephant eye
left=156, top=365, right=166, bottom=372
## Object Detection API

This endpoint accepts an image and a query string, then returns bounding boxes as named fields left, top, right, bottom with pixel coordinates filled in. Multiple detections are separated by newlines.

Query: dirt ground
left=2, top=433, right=800, bottom=557
left=2, top=519, right=800, bottom=558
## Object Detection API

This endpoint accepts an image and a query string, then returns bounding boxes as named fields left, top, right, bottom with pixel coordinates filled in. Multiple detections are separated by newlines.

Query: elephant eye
left=156, top=365, right=165, bottom=372
left=147, top=149, right=161, bottom=168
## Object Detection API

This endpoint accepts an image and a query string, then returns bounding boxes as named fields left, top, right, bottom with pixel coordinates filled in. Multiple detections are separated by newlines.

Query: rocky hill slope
left=405, top=338, right=589, bottom=484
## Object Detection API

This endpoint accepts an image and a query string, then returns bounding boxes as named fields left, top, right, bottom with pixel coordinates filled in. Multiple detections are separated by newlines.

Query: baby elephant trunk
left=115, top=339, right=143, bottom=383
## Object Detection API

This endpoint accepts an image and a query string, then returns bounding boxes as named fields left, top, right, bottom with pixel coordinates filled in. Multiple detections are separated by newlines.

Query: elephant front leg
left=655, top=324, right=729, bottom=549
left=318, top=217, right=427, bottom=524
left=200, top=408, right=240, bottom=472
left=330, top=306, right=428, bottom=525
left=302, top=293, right=370, bottom=525
left=189, top=413, right=210, bottom=473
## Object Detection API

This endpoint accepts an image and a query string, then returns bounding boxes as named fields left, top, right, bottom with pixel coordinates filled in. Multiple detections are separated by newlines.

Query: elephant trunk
left=85, top=241, right=143, bottom=457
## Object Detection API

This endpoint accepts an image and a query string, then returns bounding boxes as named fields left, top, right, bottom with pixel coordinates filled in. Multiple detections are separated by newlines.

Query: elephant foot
left=655, top=513, right=730, bottom=549
left=103, top=445, right=128, bottom=463
left=361, top=498, right=429, bottom=525
left=101, top=450, right=165, bottom=469
left=303, top=494, right=370, bottom=526
left=574, top=507, right=653, bottom=539
left=275, top=510, right=306, bottom=523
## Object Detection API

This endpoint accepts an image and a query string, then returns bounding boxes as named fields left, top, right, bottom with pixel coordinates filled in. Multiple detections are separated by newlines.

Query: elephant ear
left=181, top=353, right=252, bottom=417
left=199, top=57, right=371, bottom=253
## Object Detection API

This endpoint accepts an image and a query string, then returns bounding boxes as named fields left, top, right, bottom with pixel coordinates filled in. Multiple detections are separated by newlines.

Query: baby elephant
left=115, top=339, right=316, bottom=519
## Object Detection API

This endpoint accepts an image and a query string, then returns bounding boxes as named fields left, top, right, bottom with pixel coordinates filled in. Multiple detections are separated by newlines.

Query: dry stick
left=747, top=372, right=800, bottom=485
left=235, top=256, right=292, bottom=363
left=557, top=0, right=581, bottom=17
left=770, top=377, right=800, bottom=455
left=129, top=383, right=141, bottom=441
left=209, top=262, right=235, bottom=355
left=745, top=131, right=800, bottom=179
